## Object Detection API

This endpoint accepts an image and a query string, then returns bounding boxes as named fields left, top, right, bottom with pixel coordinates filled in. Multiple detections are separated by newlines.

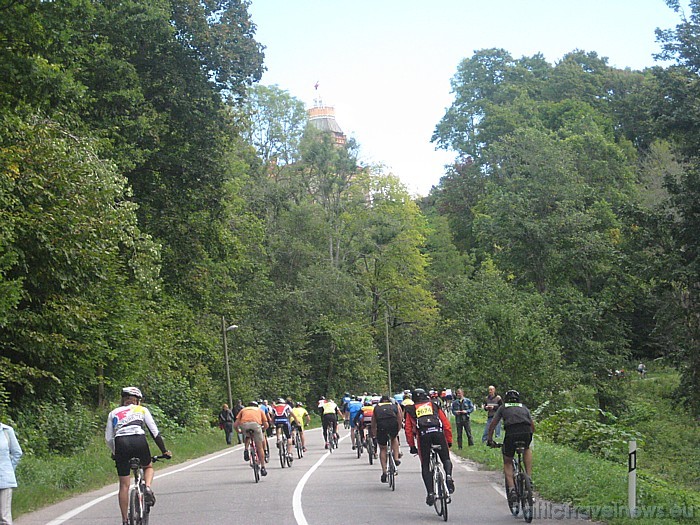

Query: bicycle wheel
left=433, top=468, right=445, bottom=519
left=278, top=439, right=286, bottom=468
left=128, top=487, right=140, bottom=525
left=521, top=473, right=534, bottom=523
left=250, top=445, right=260, bottom=483
left=367, top=439, right=374, bottom=465
left=388, top=456, right=396, bottom=491
left=295, top=431, right=303, bottom=458
left=355, top=431, right=362, bottom=458
left=507, top=461, right=521, bottom=516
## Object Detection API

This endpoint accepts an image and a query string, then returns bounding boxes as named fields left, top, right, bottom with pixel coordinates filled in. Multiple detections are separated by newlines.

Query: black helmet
left=413, top=388, right=429, bottom=401
left=504, top=390, right=520, bottom=402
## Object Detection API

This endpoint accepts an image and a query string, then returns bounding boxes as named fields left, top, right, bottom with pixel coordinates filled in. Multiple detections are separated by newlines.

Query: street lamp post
left=221, top=317, right=238, bottom=409
left=385, top=308, right=392, bottom=395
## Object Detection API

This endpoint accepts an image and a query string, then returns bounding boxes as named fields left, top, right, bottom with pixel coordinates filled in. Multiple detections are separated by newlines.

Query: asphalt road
left=15, top=427, right=595, bottom=525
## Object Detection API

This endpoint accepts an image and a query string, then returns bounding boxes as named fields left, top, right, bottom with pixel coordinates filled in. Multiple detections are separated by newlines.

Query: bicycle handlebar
left=152, top=454, right=172, bottom=462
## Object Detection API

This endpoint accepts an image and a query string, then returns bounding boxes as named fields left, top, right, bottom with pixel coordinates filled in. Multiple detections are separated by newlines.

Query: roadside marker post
left=628, top=440, right=637, bottom=517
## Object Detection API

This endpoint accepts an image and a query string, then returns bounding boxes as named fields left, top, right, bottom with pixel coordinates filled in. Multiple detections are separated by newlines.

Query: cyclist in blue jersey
left=346, top=396, right=363, bottom=449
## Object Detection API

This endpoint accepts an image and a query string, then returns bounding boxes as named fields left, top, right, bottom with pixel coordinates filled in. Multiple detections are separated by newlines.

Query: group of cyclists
left=106, top=384, right=534, bottom=523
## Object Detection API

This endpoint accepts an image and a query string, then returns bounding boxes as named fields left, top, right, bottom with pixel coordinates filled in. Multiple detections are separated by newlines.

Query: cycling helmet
left=277, top=397, right=286, bottom=404
left=248, top=400, right=259, bottom=407
left=296, top=401, right=304, bottom=407
left=413, top=388, right=429, bottom=401
left=121, top=387, right=143, bottom=399
left=504, top=390, right=520, bottom=402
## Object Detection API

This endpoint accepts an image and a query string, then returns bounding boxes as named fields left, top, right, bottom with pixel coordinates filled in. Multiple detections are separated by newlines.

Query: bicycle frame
left=246, top=429, right=261, bottom=483
left=494, top=441, right=533, bottom=523
left=127, top=455, right=168, bottom=525
left=429, top=445, right=450, bottom=521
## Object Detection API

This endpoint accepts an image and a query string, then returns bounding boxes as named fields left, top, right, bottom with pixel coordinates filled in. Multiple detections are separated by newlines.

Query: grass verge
left=454, top=413, right=700, bottom=525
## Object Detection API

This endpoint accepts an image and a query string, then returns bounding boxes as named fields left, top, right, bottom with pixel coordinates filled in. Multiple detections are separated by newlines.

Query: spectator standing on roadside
left=451, top=388, right=474, bottom=448
left=481, top=385, right=502, bottom=443
left=0, top=422, right=22, bottom=525
left=218, top=403, right=235, bottom=445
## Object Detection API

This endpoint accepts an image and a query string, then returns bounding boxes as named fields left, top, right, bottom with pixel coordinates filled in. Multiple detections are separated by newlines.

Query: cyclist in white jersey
left=105, top=387, right=171, bottom=525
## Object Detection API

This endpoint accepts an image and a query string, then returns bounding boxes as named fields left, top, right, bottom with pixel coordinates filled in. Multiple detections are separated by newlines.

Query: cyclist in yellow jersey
left=291, top=402, right=311, bottom=452
left=319, top=398, right=343, bottom=449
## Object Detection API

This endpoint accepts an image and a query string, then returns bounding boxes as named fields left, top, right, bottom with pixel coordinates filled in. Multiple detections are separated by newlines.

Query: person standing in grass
left=481, top=385, right=502, bottom=443
left=451, top=388, right=474, bottom=448
left=0, top=422, right=22, bottom=525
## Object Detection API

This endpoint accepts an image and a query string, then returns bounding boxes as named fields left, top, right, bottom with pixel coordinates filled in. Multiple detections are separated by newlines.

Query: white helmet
left=121, top=386, right=143, bottom=399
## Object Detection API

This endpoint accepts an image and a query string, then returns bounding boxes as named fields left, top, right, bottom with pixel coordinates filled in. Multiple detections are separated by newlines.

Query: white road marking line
left=44, top=447, right=241, bottom=525
left=293, top=430, right=349, bottom=525
left=491, top=482, right=507, bottom=499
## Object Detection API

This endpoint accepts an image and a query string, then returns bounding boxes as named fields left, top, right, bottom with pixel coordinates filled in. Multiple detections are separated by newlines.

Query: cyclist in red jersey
left=404, top=388, right=454, bottom=506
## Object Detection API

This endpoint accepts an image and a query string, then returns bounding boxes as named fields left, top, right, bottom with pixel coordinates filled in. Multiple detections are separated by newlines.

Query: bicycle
left=354, top=426, right=363, bottom=458
left=365, top=429, right=375, bottom=465
left=323, top=423, right=339, bottom=452
left=127, top=454, right=169, bottom=525
left=246, top=429, right=261, bottom=483
left=387, top=450, right=397, bottom=491
left=292, top=425, right=304, bottom=459
left=429, top=444, right=450, bottom=521
left=492, top=441, right=534, bottom=523
left=276, top=428, right=292, bottom=468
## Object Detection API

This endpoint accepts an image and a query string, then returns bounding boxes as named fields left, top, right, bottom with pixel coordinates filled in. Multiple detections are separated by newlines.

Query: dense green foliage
left=459, top=368, right=699, bottom=524
left=1, top=4, right=699, bottom=511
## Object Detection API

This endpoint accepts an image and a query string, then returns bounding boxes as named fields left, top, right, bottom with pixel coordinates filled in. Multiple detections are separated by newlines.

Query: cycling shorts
left=114, top=434, right=151, bottom=477
left=275, top=420, right=292, bottom=438
left=375, top=419, right=399, bottom=446
left=502, top=432, right=532, bottom=458
left=240, top=421, right=264, bottom=443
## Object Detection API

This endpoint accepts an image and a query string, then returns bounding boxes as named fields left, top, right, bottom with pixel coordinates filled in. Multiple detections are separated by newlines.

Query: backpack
left=415, top=401, right=441, bottom=429
left=374, top=402, right=398, bottom=421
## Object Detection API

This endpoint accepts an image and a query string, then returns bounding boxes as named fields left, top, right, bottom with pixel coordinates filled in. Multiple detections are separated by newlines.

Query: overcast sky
left=248, top=0, right=684, bottom=196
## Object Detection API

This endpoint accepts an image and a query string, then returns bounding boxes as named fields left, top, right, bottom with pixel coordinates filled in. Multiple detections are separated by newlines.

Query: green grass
left=452, top=370, right=700, bottom=525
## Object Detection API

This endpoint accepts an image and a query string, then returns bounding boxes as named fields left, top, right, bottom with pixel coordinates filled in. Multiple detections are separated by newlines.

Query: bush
left=539, top=407, right=642, bottom=461
left=144, top=373, right=201, bottom=427
left=16, top=400, right=98, bottom=456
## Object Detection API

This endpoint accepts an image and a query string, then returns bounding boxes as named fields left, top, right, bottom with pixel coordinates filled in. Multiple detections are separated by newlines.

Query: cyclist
left=105, top=387, right=172, bottom=525
left=372, top=394, right=403, bottom=483
left=354, top=399, right=377, bottom=455
left=260, top=399, right=274, bottom=437
left=341, top=392, right=352, bottom=425
left=346, top=395, right=363, bottom=450
left=404, top=388, right=454, bottom=506
left=272, top=397, right=295, bottom=463
left=319, top=397, right=343, bottom=449
left=487, top=389, right=535, bottom=505
left=401, top=391, right=414, bottom=409
left=291, top=401, right=311, bottom=452
left=234, top=401, right=270, bottom=476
